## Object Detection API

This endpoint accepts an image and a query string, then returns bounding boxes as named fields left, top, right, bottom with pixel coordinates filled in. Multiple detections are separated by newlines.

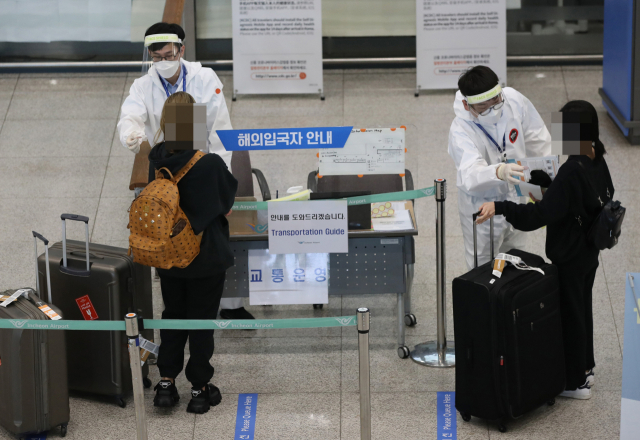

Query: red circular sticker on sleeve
left=509, top=128, right=519, bottom=143
left=215, top=88, right=221, bottom=94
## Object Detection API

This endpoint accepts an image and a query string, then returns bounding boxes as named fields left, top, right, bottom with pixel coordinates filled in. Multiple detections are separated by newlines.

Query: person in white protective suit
left=448, top=66, right=552, bottom=270
left=118, top=22, right=252, bottom=320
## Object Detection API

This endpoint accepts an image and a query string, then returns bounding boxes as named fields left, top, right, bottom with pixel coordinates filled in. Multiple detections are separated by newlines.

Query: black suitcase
left=37, top=214, right=153, bottom=407
left=452, top=215, right=565, bottom=432
left=0, top=232, right=70, bottom=437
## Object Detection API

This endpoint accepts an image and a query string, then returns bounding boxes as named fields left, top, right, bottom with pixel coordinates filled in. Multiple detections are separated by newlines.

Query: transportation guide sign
left=248, top=249, right=329, bottom=305
left=267, top=200, right=348, bottom=255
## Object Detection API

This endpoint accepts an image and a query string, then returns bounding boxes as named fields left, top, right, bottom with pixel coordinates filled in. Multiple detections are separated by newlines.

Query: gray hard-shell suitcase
left=37, top=214, right=153, bottom=407
left=0, top=232, right=70, bottom=437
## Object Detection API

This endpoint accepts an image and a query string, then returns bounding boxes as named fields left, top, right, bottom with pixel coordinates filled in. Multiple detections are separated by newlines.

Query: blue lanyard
left=474, top=122, right=505, bottom=155
left=159, top=64, right=187, bottom=98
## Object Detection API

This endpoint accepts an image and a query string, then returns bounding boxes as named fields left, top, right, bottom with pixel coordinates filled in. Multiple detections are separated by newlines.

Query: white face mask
left=155, top=59, right=180, bottom=79
left=475, top=106, right=503, bottom=125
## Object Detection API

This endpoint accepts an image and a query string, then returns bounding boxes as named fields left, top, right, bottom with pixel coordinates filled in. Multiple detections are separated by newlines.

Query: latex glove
left=496, top=163, right=526, bottom=185
left=126, top=131, right=146, bottom=154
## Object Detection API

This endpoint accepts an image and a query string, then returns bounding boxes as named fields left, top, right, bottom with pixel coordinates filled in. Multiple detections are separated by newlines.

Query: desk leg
left=404, top=264, right=417, bottom=327
left=397, top=292, right=410, bottom=359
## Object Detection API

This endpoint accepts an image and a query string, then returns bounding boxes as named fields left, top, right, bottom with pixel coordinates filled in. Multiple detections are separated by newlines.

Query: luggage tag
left=35, top=302, right=62, bottom=321
left=139, top=336, right=160, bottom=366
left=0, top=289, right=31, bottom=307
left=492, top=253, right=545, bottom=278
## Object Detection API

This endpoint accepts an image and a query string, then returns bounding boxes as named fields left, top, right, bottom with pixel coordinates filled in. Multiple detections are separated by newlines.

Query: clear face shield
left=142, top=33, right=183, bottom=76
left=465, top=84, right=505, bottom=124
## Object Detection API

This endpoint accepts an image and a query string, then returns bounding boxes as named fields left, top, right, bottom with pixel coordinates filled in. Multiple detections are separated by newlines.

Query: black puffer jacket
left=148, top=144, right=238, bottom=278
left=495, top=155, right=614, bottom=264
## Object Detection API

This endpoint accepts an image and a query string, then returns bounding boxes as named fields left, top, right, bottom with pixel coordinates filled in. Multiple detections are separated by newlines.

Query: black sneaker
left=186, top=384, right=222, bottom=414
left=153, top=380, right=179, bottom=407
left=219, top=307, right=255, bottom=320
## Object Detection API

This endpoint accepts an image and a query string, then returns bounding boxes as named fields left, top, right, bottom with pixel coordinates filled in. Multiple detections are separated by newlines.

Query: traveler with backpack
left=132, top=92, right=238, bottom=414
left=476, top=100, right=617, bottom=400
left=120, top=21, right=253, bottom=319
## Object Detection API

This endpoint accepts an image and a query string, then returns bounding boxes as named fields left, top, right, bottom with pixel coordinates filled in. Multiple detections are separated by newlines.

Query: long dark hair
left=560, top=100, right=606, bottom=162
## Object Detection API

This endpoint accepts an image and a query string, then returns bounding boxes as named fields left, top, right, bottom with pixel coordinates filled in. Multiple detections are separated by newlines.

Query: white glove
left=496, top=163, right=526, bottom=185
left=126, top=131, right=146, bottom=154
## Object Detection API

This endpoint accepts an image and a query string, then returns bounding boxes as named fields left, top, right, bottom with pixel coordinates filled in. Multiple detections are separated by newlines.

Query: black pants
left=157, top=272, right=225, bottom=389
left=556, top=248, right=599, bottom=390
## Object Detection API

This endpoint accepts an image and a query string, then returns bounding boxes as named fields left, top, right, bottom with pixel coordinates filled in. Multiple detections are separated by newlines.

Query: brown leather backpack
left=128, top=151, right=205, bottom=269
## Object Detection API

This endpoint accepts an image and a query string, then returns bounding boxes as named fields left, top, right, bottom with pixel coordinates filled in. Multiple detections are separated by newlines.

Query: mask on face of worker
left=475, top=106, right=503, bottom=125
left=154, top=59, right=180, bottom=78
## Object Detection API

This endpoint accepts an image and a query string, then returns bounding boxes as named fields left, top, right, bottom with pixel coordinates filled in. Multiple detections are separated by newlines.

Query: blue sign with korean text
left=216, top=126, right=353, bottom=151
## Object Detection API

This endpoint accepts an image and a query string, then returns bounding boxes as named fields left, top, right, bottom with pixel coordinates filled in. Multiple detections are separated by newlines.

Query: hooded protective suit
left=117, top=59, right=232, bottom=170
left=448, top=87, right=551, bottom=269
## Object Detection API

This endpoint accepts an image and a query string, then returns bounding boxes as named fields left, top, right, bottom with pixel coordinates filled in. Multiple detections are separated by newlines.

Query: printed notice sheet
left=318, top=128, right=405, bottom=176
left=508, top=156, right=560, bottom=199
left=248, top=249, right=328, bottom=305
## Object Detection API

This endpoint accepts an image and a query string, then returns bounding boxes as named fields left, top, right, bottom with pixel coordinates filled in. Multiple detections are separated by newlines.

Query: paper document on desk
left=372, top=210, right=414, bottom=231
left=507, top=156, right=559, bottom=198
left=318, top=128, right=405, bottom=176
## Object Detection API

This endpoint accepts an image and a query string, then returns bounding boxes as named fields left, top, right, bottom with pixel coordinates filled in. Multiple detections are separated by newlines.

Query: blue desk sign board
left=217, top=127, right=352, bottom=151
left=235, top=393, right=258, bottom=440
left=620, top=273, right=640, bottom=440
left=437, top=391, right=457, bottom=440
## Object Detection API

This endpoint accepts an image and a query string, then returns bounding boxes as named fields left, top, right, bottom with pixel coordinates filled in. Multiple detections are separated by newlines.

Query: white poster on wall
left=248, top=249, right=329, bottom=305
left=416, top=0, right=507, bottom=90
left=232, top=0, right=324, bottom=95
left=268, top=200, right=348, bottom=254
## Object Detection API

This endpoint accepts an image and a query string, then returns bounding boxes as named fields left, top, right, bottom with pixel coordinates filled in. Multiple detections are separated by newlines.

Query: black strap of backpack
left=576, top=160, right=605, bottom=207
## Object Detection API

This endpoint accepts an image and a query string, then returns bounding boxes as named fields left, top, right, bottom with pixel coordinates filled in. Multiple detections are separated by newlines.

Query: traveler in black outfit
left=148, top=92, right=238, bottom=413
left=476, top=100, right=614, bottom=400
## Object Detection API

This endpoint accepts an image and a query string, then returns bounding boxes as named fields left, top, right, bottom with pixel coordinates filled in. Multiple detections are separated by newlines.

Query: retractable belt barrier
left=0, top=316, right=358, bottom=331
left=231, top=185, right=436, bottom=211
left=0, top=311, right=372, bottom=440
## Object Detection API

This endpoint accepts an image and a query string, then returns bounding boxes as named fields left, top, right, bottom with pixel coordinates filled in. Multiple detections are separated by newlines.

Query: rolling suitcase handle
left=60, top=214, right=91, bottom=277
left=32, top=231, right=53, bottom=304
left=472, top=212, right=494, bottom=269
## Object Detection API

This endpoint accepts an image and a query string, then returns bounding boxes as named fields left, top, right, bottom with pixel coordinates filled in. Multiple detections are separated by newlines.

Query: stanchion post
left=357, top=308, right=371, bottom=440
left=125, top=313, right=149, bottom=440
left=409, top=178, right=455, bottom=367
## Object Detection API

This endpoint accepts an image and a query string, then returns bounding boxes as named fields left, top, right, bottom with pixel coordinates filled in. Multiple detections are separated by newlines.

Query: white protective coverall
left=119, top=59, right=243, bottom=309
left=117, top=58, right=233, bottom=170
left=448, top=87, right=552, bottom=270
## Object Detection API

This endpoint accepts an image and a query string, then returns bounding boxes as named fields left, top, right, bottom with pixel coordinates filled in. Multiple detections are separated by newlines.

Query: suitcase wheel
left=143, top=377, right=153, bottom=389
left=547, top=398, right=555, bottom=406
left=498, top=423, right=507, bottom=433
left=313, top=304, right=323, bottom=310
left=397, top=346, right=410, bottom=359
left=116, top=396, right=127, bottom=408
left=404, top=314, right=417, bottom=327
left=460, top=412, right=471, bottom=422
left=60, top=424, right=68, bottom=437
